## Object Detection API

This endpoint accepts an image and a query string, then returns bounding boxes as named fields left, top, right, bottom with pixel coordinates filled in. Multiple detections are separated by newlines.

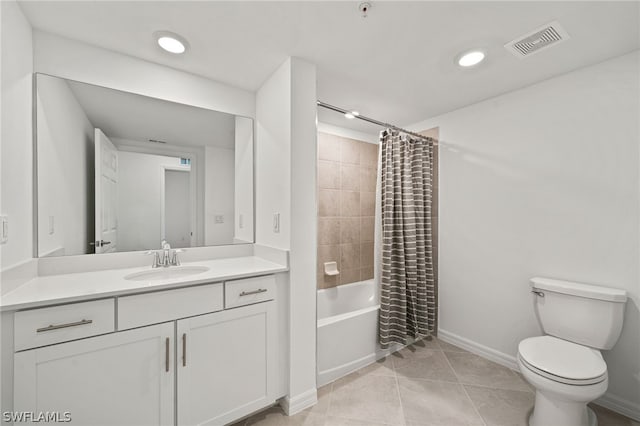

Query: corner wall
left=409, top=51, right=640, bottom=419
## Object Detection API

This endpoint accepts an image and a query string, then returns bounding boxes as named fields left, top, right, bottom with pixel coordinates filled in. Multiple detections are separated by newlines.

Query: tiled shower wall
left=317, top=132, right=378, bottom=288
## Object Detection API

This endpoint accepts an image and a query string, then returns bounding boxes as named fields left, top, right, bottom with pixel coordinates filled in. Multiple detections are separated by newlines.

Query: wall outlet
left=273, top=213, right=280, bottom=233
left=214, top=215, right=224, bottom=224
left=0, top=216, right=8, bottom=244
left=49, top=215, right=55, bottom=235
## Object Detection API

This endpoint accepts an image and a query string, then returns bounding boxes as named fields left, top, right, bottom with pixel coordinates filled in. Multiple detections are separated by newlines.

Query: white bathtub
left=317, top=279, right=402, bottom=386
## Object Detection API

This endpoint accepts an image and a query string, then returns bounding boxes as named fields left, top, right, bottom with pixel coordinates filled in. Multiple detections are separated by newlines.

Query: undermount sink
left=124, top=266, right=210, bottom=282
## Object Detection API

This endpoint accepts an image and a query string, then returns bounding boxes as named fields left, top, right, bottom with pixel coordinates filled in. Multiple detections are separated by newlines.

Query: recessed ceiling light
left=457, top=50, right=486, bottom=67
left=155, top=31, right=189, bottom=54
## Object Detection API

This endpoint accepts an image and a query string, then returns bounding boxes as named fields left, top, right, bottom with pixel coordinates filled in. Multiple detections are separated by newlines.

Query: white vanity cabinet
left=12, top=275, right=279, bottom=426
left=177, top=301, right=276, bottom=426
left=14, top=322, right=175, bottom=426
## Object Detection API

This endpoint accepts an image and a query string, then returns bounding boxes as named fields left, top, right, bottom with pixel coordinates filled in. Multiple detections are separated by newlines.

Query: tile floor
left=232, top=338, right=639, bottom=426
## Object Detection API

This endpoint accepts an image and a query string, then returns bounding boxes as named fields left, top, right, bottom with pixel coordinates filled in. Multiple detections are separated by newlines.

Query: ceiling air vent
left=505, top=21, right=570, bottom=58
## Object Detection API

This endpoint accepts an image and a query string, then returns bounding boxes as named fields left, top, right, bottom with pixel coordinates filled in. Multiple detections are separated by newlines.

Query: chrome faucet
left=145, top=241, right=183, bottom=268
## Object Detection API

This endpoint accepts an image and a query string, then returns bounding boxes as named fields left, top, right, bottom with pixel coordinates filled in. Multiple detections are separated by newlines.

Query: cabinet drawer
left=14, top=299, right=115, bottom=351
left=118, top=283, right=223, bottom=330
left=225, top=275, right=275, bottom=309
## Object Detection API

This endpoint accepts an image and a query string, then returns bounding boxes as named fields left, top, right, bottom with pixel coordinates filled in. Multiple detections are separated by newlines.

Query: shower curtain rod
left=317, top=100, right=433, bottom=142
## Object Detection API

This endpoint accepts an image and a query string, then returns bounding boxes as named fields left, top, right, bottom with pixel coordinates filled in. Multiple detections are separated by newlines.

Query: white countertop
left=0, top=256, right=288, bottom=311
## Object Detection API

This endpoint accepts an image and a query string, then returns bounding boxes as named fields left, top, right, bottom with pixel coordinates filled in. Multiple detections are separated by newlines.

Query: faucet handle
left=144, top=250, right=162, bottom=268
left=171, top=249, right=184, bottom=266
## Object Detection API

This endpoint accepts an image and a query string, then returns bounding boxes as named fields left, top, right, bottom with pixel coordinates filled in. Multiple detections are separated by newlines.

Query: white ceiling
left=20, top=1, right=640, bottom=134
left=45, top=75, right=237, bottom=149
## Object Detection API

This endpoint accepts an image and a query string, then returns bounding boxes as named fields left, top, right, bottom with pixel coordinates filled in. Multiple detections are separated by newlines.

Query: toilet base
left=529, top=390, right=597, bottom=426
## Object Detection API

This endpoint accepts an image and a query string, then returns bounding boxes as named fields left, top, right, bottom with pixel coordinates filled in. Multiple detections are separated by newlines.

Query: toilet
left=518, top=277, right=627, bottom=426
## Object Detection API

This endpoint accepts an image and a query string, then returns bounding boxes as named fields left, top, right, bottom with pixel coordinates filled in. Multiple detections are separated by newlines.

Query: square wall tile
left=361, top=142, right=379, bottom=166
left=340, top=268, right=361, bottom=285
left=340, top=243, right=361, bottom=270
left=319, top=189, right=340, bottom=217
left=318, top=160, right=340, bottom=190
left=361, top=192, right=375, bottom=216
left=341, top=165, right=360, bottom=191
left=361, top=266, right=374, bottom=281
left=340, top=218, right=361, bottom=244
left=361, top=217, right=375, bottom=243
left=319, top=218, right=340, bottom=245
left=318, top=132, right=340, bottom=162
left=361, top=242, right=374, bottom=267
left=360, top=166, right=377, bottom=192
left=340, top=191, right=360, bottom=217
left=340, top=138, right=361, bottom=165
left=318, top=244, right=340, bottom=273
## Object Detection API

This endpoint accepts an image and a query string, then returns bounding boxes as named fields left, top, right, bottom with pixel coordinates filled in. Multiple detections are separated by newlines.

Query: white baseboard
left=280, top=388, right=317, bottom=416
left=595, top=392, right=640, bottom=422
left=438, top=329, right=518, bottom=370
left=438, top=328, right=640, bottom=422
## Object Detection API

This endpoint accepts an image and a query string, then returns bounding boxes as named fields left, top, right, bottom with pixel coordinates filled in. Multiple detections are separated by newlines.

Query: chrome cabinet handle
left=36, top=319, right=93, bottom=333
left=239, top=289, right=268, bottom=297
left=165, top=337, right=170, bottom=373
left=531, top=290, right=545, bottom=297
left=182, top=333, right=187, bottom=367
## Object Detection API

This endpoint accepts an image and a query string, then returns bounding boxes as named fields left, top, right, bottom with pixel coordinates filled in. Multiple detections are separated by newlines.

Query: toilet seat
left=518, top=336, right=607, bottom=386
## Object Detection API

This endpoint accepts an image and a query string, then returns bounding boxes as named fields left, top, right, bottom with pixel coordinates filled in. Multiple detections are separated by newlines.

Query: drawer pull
left=165, top=337, right=170, bottom=372
left=36, top=319, right=93, bottom=333
left=239, top=289, right=268, bottom=297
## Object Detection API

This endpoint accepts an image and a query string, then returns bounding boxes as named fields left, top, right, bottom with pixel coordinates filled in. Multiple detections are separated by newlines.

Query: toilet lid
left=518, top=336, right=607, bottom=384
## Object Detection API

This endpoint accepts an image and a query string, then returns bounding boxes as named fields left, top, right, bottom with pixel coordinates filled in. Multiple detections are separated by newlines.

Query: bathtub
left=317, top=279, right=402, bottom=386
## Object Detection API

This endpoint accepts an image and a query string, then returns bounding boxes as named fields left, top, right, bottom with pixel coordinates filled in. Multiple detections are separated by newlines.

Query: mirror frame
left=32, top=72, right=256, bottom=258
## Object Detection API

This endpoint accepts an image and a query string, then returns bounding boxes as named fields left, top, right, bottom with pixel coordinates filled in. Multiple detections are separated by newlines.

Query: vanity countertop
left=0, top=256, right=287, bottom=312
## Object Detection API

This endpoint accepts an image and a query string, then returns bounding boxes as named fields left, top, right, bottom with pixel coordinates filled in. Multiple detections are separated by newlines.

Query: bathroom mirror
left=35, top=73, right=254, bottom=257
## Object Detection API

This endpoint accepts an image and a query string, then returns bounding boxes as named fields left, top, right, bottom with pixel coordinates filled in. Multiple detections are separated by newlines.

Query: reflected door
left=94, top=128, right=118, bottom=253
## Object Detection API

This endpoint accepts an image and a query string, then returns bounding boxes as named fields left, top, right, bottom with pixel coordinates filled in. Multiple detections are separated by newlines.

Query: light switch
left=273, top=213, right=280, bottom=233
left=0, top=215, right=8, bottom=244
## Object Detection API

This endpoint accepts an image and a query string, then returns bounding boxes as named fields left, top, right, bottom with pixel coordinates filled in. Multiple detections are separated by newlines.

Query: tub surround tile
left=360, top=217, right=375, bottom=243
left=360, top=192, right=376, bottom=216
left=319, top=190, right=340, bottom=217
left=319, top=161, right=341, bottom=190
left=329, top=374, right=404, bottom=426
left=463, top=385, right=534, bottom=426
left=340, top=244, right=361, bottom=270
left=319, top=132, right=340, bottom=162
left=360, top=242, right=374, bottom=267
left=360, top=266, right=374, bottom=281
left=339, top=268, right=360, bottom=286
left=340, top=219, right=361, bottom=244
left=361, top=143, right=379, bottom=166
left=340, top=138, right=361, bottom=165
left=360, top=167, right=377, bottom=192
left=444, top=351, right=530, bottom=392
left=398, top=377, right=484, bottom=426
left=319, top=218, right=341, bottom=245
left=340, top=191, right=361, bottom=217
left=341, top=165, right=361, bottom=191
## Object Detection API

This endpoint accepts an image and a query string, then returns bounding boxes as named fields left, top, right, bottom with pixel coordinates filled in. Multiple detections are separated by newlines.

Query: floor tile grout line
left=441, top=347, right=488, bottom=426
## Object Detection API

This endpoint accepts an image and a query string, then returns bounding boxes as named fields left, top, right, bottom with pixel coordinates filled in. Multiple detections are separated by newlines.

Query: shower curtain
left=378, top=129, right=436, bottom=347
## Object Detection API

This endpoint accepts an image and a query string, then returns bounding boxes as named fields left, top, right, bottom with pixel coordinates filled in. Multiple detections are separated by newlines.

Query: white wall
left=36, top=75, right=94, bottom=257
left=256, top=57, right=318, bottom=413
left=117, top=151, right=184, bottom=252
left=0, top=1, right=33, bottom=271
left=234, top=116, right=254, bottom=243
left=409, top=51, right=640, bottom=418
left=204, top=146, right=235, bottom=245
left=33, top=31, right=255, bottom=119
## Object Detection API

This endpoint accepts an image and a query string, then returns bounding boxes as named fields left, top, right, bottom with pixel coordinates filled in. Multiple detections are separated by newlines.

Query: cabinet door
left=14, top=322, right=175, bottom=426
left=177, top=302, right=275, bottom=426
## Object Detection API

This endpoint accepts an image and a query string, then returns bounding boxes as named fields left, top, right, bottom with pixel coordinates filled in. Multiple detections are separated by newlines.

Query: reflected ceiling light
left=457, top=50, right=486, bottom=67
left=344, top=111, right=359, bottom=119
left=155, top=31, right=188, bottom=54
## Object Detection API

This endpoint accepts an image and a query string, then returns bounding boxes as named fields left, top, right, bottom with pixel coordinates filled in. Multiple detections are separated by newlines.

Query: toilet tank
left=531, top=277, right=627, bottom=350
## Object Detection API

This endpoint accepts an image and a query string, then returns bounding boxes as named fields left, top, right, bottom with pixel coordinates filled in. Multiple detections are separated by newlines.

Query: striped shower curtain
left=378, top=129, right=436, bottom=347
